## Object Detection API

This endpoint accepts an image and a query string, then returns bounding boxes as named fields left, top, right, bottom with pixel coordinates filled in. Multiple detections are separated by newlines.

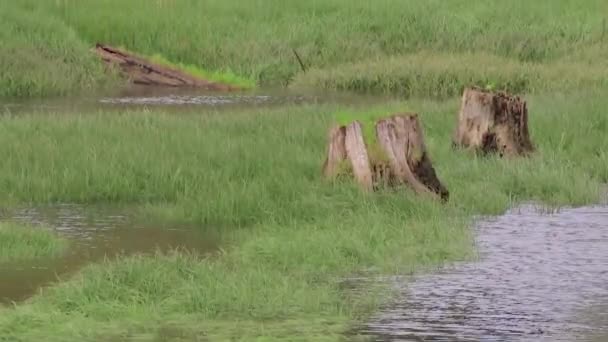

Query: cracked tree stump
left=94, top=43, right=240, bottom=91
left=322, top=122, right=373, bottom=191
left=453, top=87, right=534, bottom=157
left=322, top=114, right=449, bottom=201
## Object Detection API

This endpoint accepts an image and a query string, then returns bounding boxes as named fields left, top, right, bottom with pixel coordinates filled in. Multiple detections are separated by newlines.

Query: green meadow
left=0, top=0, right=607, bottom=341
left=2, top=0, right=608, bottom=97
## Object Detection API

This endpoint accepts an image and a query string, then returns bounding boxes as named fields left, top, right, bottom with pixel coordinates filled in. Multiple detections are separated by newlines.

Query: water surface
left=0, top=204, right=216, bottom=304
left=1, top=86, right=390, bottom=114
left=362, top=204, right=608, bottom=341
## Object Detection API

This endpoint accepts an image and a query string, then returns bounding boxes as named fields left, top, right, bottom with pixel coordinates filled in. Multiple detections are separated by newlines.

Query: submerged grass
left=0, top=222, right=67, bottom=263
left=0, top=89, right=606, bottom=340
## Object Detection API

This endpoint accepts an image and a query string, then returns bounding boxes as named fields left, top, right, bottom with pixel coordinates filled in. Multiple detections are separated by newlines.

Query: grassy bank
left=2, top=0, right=608, bottom=97
left=0, top=4, right=114, bottom=98
left=291, top=51, right=608, bottom=97
left=0, top=222, right=67, bottom=263
left=0, top=89, right=606, bottom=340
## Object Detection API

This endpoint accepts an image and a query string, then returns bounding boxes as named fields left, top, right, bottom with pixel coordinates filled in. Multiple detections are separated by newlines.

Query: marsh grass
left=291, top=52, right=608, bottom=97
left=0, top=222, right=67, bottom=263
left=1, top=0, right=607, bottom=339
left=3, top=0, right=608, bottom=97
left=0, top=89, right=606, bottom=339
left=0, top=4, right=116, bottom=98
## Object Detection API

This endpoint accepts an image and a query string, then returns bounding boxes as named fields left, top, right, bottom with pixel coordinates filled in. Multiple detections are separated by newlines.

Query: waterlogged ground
left=0, top=205, right=217, bottom=304
left=361, top=204, right=608, bottom=341
left=1, top=86, right=607, bottom=340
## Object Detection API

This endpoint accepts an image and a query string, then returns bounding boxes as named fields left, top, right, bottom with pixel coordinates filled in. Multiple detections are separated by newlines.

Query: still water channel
left=1, top=86, right=390, bottom=114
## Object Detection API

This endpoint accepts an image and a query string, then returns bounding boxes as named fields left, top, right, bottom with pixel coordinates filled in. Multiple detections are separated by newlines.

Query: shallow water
left=1, top=86, right=389, bottom=114
left=361, top=204, right=608, bottom=341
left=0, top=204, right=216, bottom=304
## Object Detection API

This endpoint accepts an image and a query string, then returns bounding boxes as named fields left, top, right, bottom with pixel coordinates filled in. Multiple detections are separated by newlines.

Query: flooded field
left=361, top=204, right=608, bottom=341
left=0, top=205, right=216, bottom=304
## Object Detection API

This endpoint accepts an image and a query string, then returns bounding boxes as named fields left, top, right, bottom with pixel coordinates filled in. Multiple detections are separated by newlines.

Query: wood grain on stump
left=94, top=43, right=239, bottom=91
left=376, top=114, right=449, bottom=200
left=322, top=114, right=448, bottom=201
left=322, top=126, right=347, bottom=179
left=453, top=87, right=534, bottom=157
left=322, top=122, right=373, bottom=191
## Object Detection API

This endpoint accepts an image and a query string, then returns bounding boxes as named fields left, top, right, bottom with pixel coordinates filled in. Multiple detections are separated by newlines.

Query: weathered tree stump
left=94, top=43, right=240, bottom=91
left=453, top=87, right=534, bottom=157
left=322, top=114, right=449, bottom=201
left=322, top=122, right=373, bottom=191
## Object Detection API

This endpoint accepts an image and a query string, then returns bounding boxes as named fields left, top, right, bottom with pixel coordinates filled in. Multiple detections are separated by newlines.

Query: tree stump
left=322, top=114, right=449, bottom=201
left=322, top=122, right=373, bottom=191
left=453, top=87, right=534, bottom=157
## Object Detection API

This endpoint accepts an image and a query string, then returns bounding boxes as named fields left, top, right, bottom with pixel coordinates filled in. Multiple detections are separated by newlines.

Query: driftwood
left=453, top=87, right=534, bottom=156
left=94, top=43, right=239, bottom=91
left=322, top=114, right=449, bottom=201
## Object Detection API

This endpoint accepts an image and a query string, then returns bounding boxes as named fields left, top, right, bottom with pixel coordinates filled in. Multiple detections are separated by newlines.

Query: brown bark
left=453, top=87, right=534, bottom=157
left=376, top=114, right=449, bottom=200
left=93, top=43, right=240, bottom=91
left=322, top=114, right=448, bottom=201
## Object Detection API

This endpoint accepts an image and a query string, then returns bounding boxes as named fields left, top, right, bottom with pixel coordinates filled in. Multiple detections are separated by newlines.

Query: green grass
left=2, top=0, right=608, bottom=97
left=291, top=51, right=608, bottom=97
left=1, top=0, right=607, bottom=339
left=147, top=54, right=256, bottom=89
left=0, top=3, right=115, bottom=98
left=0, top=89, right=606, bottom=340
left=0, top=222, right=67, bottom=263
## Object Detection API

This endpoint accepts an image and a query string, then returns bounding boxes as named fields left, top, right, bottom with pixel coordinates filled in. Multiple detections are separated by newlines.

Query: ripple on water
left=98, top=94, right=277, bottom=106
left=362, top=204, right=608, bottom=342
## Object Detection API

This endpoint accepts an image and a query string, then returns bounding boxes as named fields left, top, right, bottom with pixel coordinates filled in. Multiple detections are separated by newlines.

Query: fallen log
left=453, top=87, right=534, bottom=157
left=322, top=114, right=449, bottom=201
left=93, top=43, right=239, bottom=91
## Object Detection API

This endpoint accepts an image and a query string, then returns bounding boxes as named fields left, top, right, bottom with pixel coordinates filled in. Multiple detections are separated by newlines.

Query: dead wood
left=453, top=87, right=534, bottom=157
left=321, top=121, right=373, bottom=191
left=322, top=125, right=347, bottom=179
left=344, top=121, right=374, bottom=192
left=322, top=114, right=448, bottom=200
left=94, top=43, right=239, bottom=91
left=376, top=114, right=449, bottom=200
